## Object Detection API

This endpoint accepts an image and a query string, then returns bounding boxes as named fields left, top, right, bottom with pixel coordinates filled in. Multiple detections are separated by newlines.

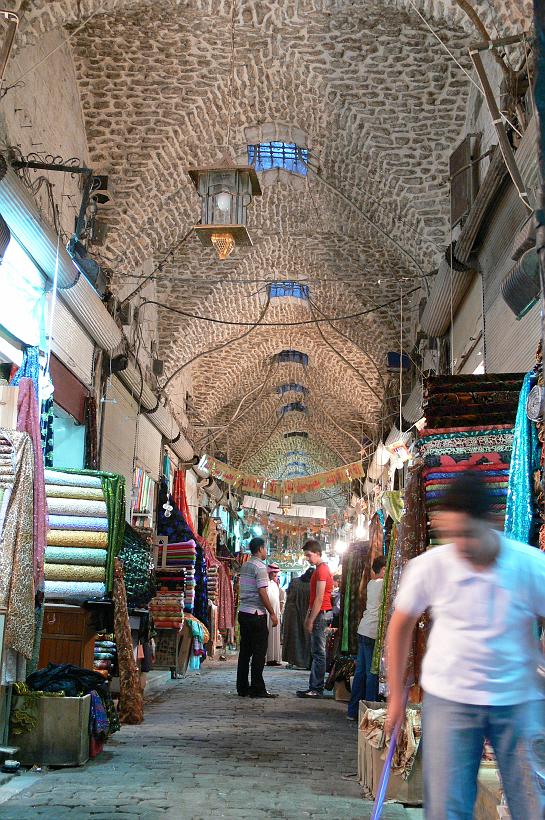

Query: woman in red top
left=296, top=540, right=333, bottom=698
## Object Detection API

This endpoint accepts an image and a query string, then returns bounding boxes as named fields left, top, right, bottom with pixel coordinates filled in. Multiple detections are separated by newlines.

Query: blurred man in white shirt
left=387, top=472, right=545, bottom=820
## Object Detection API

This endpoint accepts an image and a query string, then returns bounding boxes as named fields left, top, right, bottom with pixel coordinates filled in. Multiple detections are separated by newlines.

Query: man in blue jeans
left=347, top=555, right=386, bottom=720
left=296, top=540, right=333, bottom=698
left=387, top=472, right=545, bottom=819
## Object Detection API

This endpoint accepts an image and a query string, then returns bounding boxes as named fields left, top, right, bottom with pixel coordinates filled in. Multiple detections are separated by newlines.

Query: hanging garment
left=282, top=576, right=312, bottom=669
left=266, top=580, right=282, bottom=663
left=113, top=558, right=144, bottom=725
left=16, top=378, right=48, bottom=591
left=505, top=372, right=540, bottom=544
left=0, top=429, right=35, bottom=659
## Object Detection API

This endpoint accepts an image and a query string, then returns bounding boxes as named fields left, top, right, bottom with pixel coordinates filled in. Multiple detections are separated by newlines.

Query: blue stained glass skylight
left=278, top=401, right=307, bottom=417
left=248, top=142, right=309, bottom=176
left=276, top=383, right=308, bottom=396
left=274, top=350, right=309, bottom=366
left=269, top=281, right=309, bottom=300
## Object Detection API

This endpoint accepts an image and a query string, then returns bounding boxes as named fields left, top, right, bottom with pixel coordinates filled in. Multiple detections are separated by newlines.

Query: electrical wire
left=140, top=287, right=418, bottom=328
left=160, top=294, right=271, bottom=392
left=307, top=300, right=383, bottom=403
left=405, top=0, right=524, bottom=138
left=307, top=296, right=386, bottom=390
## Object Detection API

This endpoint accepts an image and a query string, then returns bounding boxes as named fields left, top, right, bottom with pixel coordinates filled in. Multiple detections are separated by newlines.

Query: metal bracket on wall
left=469, top=34, right=532, bottom=212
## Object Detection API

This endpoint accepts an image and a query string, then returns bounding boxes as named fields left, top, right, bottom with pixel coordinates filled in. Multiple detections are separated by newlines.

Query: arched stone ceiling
left=7, top=0, right=532, bottom=507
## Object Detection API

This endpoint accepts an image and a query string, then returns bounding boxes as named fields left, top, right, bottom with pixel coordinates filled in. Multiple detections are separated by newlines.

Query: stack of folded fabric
left=93, top=638, right=117, bottom=677
left=417, top=374, right=523, bottom=540
left=207, top=565, right=219, bottom=606
left=156, top=540, right=197, bottom=613
left=45, top=470, right=110, bottom=601
left=149, top=592, right=184, bottom=630
left=43, top=468, right=125, bottom=603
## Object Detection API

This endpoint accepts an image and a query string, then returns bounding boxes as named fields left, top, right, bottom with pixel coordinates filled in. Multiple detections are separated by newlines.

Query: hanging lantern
left=187, top=165, right=262, bottom=260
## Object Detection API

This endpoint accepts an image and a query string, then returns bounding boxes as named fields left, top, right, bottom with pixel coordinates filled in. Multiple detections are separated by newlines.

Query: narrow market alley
left=0, top=661, right=409, bottom=820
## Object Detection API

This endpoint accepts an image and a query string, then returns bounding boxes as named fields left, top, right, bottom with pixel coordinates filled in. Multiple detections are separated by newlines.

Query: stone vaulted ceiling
left=11, top=0, right=533, bottom=508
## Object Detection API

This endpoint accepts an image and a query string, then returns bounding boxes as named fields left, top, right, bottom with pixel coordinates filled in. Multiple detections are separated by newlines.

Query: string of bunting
left=204, top=456, right=365, bottom=498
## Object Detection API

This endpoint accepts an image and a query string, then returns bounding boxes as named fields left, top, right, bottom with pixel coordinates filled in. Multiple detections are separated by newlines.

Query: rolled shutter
left=136, top=413, right=162, bottom=482
left=100, top=377, right=138, bottom=519
left=51, top=299, right=95, bottom=387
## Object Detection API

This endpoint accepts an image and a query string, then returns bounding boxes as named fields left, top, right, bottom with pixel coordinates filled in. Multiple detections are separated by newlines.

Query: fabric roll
left=45, top=547, right=108, bottom=566
left=46, top=530, right=109, bottom=549
left=45, top=485, right=105, bottom=501
left=45, top=563, right=106, bottom=582
left=44, top=470, right=103, bottom=489
left=44, top=580, right=106, bottom=601
left=48, top=515, right=109, bottom=532
left=47, top=498, right=108, bottom=518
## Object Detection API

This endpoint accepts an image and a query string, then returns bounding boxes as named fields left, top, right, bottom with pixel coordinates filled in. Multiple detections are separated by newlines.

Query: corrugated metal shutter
left=51, top=299, right=95, bottom=387
left=480, top=181, right=529, bottom=311
left=100, top=377, right=138, bottom=519
left=136, top=413, right=162, bottom=482
left=452, top=274, right=483, bottom=374
left=485, top=296, right=540, bottom=374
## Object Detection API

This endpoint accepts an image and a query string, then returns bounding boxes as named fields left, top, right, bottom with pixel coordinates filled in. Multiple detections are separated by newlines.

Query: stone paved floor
left=0, top=659, right=409, bottom=820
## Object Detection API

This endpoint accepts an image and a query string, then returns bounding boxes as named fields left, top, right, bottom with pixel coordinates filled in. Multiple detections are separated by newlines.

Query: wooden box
left=38, top=604, right=95, bottom=670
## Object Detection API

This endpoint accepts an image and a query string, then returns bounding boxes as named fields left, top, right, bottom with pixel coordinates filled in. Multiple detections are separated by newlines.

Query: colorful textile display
left=45, top=547, right=108, bottom=566
left=45, top=485, right=105, bottom=501
left=44, top=468, right=126, bottom=602
left=93, top=637, right=117, bottom=675
left=113, top=558, right=144, bottom=725
left=417, top=374, right=522, bottom=535
left=44, top=564, right=106, bottom=582
left=46, top=498, right=108, bottom=518
left=340, top=541, right=372, bottom=655
left=505, top=372, right=541, bottom=544
left=149, top=592, right=184, bottom=629
left=48, top=515, right=109, bottom=532
left=0, top=428, right=35, bottom=661
left=46, top=530, right=108, bottom=549
left=16, top=378, right=47, bottom=591
left=157, top=479, right=207, bottom=619
left=117, top=524, right=156, bottom=608
left=44, top=581, right=106, bottom=601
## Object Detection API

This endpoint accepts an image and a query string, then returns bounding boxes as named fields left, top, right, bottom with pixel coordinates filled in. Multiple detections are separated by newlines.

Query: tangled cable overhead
left=140, top=288, right=419, bottom=328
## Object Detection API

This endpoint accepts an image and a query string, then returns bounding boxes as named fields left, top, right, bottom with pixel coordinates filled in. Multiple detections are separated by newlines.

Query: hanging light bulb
left=215, top=191, right=232, bottom=212
left=334, top=539, right=348, bottom=555
left=211, top=232, right=235, bottom=260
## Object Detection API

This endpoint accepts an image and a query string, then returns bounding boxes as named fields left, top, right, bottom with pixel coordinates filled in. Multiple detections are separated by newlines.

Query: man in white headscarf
left=266, top=563, right=283, bottom=666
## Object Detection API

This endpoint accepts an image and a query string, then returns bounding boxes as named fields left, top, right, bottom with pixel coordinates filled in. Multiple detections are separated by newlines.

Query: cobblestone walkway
left=0, top=659, right=408, bottom=819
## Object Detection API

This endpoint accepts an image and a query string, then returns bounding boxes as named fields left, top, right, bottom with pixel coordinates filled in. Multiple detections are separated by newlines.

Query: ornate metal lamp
left=187, top=166, right=262, bottom=260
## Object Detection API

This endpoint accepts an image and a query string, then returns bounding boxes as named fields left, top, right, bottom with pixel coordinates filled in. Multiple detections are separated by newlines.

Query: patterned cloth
left=113, top=558, right=143, bottom=725
left=0, top=429, right=35, bottom=659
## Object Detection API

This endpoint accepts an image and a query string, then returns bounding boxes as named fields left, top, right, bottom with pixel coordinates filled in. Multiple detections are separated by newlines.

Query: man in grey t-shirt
left=236, top=537, right=279, bottom=698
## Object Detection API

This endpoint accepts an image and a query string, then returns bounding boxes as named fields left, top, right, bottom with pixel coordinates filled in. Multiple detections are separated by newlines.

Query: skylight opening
left=248, top=142, right=308, bottom=176
left=268, top=281, right=309, bottom=301
left=276, top=383, right=308, bottom=396
left=278, top=401, right=307, bottom=417
left=274, top=350, right=309, bottom=366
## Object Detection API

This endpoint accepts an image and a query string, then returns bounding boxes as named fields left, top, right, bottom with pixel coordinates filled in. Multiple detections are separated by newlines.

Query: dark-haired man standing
left=296, top=539, right=333, bottom=699
left=237, top=537, right=279, bottom=699
left=387, top=472, right=545, bottom=819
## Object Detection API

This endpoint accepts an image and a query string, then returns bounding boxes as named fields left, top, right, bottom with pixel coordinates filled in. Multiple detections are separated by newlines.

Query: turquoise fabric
left=504, top=372, right=540, bottom=544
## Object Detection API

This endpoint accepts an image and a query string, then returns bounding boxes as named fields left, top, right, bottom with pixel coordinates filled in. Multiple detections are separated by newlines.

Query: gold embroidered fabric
left=46, top=530, right=108, bottom=549
left=44, top=563, right=106, bottom=582
left=0, top=430, right=35, bottom=659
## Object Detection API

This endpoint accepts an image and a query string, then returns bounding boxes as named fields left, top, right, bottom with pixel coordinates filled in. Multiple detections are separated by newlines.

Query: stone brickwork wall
left=0, top=0, right=533, bottom=506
